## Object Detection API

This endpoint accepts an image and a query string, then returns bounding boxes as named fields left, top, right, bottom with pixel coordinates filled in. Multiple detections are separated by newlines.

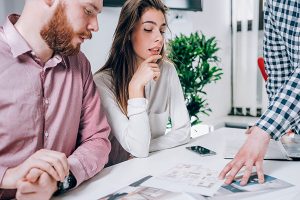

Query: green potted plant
left=167, top=32, right=223, bottom=126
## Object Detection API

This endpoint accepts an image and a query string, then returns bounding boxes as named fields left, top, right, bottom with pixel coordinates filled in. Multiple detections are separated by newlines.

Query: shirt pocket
left=148, top=110, right=169, bottom=138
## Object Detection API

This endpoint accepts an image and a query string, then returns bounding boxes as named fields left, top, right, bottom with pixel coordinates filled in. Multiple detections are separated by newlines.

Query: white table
left=53, top=128, right=300, bottom=200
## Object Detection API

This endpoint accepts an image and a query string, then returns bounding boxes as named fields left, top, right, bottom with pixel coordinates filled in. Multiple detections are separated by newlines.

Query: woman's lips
left=149, top=48, right=160, bottom=55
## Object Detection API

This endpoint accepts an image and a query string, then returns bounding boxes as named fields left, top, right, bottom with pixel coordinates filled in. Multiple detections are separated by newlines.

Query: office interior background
left=0, top=0, right=266, bottom=135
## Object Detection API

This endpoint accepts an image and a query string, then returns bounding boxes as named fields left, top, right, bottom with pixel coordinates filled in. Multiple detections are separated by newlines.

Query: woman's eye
left=144, top=29, right=152, bottom=32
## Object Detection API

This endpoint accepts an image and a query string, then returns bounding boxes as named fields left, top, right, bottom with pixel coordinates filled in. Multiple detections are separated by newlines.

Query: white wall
left=82, top=7, right=122, bottom=72
left=1, top=0, right=232, bottom=122
left=190, top=0, right=231, bottom=121
left=0, top=2, right=5, bottom=25
left=0, top=0, right=24, bottom=24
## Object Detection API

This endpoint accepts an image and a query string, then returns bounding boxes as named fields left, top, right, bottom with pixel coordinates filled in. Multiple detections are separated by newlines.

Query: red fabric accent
left=258, top=57, right=268, bottom=81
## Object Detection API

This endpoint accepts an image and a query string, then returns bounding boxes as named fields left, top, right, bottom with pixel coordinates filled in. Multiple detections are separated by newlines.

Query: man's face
left=41, top=0, right=102, bottom=56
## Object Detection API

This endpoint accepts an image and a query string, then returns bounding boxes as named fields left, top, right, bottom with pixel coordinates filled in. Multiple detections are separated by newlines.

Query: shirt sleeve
left=292, top=118, right=300, bottom=134
left=255, top=0, right=300, bottom=140
left=0, top=167, right=17, bottom=198
left=0, top=166, right=8, bottom=188
left=68, top=58, right=111, bottom=186
left=256, top=68, right=300, bottom=140
left=94, top=73, right=151, bottom=158
left=149, top=64, right=191, bottom=152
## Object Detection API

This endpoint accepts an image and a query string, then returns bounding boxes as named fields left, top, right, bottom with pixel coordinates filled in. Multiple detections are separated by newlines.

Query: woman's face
left=131, top=8, right=166, bottom=65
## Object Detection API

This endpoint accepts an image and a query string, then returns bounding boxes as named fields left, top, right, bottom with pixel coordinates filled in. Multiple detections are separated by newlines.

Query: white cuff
left=127, top=98, right=148, bottom=117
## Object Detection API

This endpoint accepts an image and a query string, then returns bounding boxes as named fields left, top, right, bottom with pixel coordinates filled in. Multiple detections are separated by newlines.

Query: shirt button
left=54, top=55, right=60, bottom=61
left=44, top=98, right=49, bottom=105
left=45, top=131, right=49, bottom=138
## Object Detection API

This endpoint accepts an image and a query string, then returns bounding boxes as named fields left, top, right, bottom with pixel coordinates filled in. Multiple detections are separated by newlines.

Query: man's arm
left=255, top=0, right=300, bottom=140
left=256, top=67, right=300, bottom=139
left=219, top=0, right=300, bottom=185
left=67, top=55, right=111, bottom=186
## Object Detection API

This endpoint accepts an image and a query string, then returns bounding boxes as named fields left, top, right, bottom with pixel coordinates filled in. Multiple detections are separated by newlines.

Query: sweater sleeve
left=94, top=73, right=151, bottom=158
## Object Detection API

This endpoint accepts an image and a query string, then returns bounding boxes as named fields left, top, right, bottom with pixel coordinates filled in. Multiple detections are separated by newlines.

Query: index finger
left=28, top=158, right=61, bottom=181
left=219, top=161, right=233, bottom=179
left=36, top=149, right=69, bottom=176
left=26, top=168, right=44, bottom=183
left=255, top=161, right=265, bottom=184
left=224, top=161, right=245, bottom=184
left=144, top=55, right=162, bottom=63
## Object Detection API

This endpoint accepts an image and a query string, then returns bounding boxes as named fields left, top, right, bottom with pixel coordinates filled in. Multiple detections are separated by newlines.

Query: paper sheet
left=141, top=164, right=223, bottom=197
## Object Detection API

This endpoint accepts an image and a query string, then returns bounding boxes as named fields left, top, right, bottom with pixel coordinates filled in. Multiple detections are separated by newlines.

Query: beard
left=40, top=3, right=92, bottom=56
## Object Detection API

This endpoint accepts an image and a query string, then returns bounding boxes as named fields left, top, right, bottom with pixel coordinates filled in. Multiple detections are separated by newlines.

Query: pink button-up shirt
left=0, top=15, right=111, bottom=198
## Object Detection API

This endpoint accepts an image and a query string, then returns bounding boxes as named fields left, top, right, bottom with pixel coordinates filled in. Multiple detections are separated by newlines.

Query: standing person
left=219, top=0, right=300, bottom=186
left=0, top=0, right=111, bottom=199
left=94, top=0, right=191, bottom=166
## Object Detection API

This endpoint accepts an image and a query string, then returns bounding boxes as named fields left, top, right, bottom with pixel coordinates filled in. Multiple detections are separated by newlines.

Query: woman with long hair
left=94, top=0, right=190, bottom=166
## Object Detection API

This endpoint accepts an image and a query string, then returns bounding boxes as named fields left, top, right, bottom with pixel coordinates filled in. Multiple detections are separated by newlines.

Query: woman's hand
left=129, top=55, right=162, bottom=98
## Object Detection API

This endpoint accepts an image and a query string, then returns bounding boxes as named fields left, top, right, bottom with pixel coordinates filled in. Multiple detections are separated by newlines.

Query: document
left=99, top=173, right=294, bottom=200
left=189, top=173, right=294, bottom=200
left=141, top=164, right=223, bottom=197
left=98, top=176, right=200, bottom=200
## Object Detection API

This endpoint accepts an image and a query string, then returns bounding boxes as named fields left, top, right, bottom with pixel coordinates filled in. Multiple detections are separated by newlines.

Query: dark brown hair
left=96, top=0, right=168, bottom=114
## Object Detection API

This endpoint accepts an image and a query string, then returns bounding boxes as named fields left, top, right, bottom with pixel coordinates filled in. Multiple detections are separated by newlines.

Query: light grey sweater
left=94, top=60, right=191, bottom=158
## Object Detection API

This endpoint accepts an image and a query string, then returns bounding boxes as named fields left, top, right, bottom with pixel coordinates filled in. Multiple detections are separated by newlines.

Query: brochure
left=99, top=166, right=294, bottom=200
left=98, top=176, right=196, bottom=200
left=141, top=164, right=223, bottom=197
left=189, top=173, right=294, bottom=200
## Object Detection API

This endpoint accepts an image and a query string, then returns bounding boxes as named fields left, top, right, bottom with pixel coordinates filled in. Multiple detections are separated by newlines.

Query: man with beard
left=0, top=0, right=111, bottom=199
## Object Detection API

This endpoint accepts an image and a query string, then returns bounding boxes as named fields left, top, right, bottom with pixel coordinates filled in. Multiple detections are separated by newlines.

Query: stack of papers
left=195, top=173, right=294, bottom=200
left=141, top=164, right=223, bottom=197
left=99, top=164, right=294, bottom=200
left=99, top=175, right=195, bottom=200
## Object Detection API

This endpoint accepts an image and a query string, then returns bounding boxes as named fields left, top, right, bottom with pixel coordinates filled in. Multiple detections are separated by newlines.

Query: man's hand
left=25, top=168, right=44, bottom=183
left=219, top=126, right=271, bottom=185
left=16, top=170, right=57, bottom=200
left=1, top=149, right=69, bottom=189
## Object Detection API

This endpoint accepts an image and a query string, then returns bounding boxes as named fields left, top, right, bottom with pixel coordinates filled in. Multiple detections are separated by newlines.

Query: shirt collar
left=3, top=14, right=69, bottom=68
left=3, top=14, right=32, bottom=58
left=45, top=54, right=70, bottom=69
